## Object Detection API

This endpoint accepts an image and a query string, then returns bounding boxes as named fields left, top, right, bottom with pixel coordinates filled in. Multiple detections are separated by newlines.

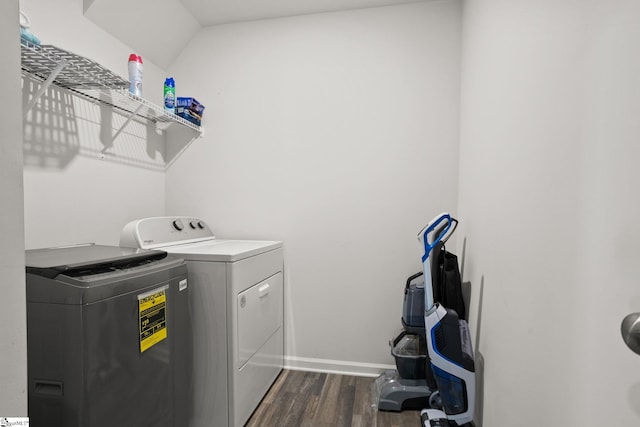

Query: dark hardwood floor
left=246, top=370, right=421, bottom=427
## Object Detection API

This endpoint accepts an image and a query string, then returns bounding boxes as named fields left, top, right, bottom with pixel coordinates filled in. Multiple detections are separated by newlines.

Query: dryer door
left=237, top=272, right=283, bottom=367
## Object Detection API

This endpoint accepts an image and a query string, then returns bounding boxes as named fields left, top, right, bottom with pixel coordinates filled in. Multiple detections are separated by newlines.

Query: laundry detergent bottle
left=164, top=77, right=175, bottom=113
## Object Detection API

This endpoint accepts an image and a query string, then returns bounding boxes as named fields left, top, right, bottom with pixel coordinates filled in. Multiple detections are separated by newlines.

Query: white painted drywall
left=166, top=1, right=462, bottom=371
left=20, top=0, right=170, bottom=249
left=0, top=0, right=28, bottom=416
left=458, top=0, right=640, bottom=425
left=83, top=0, right=200, bottom=69
left=11, top=0, right=640, bottom=423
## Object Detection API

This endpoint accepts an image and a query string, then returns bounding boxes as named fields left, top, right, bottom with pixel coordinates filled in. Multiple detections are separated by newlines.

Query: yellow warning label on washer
left=138, top=286, right=168, bottom=353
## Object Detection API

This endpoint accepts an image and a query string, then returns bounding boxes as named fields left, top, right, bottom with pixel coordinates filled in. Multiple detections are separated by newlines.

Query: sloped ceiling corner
left=84, top=0, right=429, bottom=69
left=179, top=0, right=428, bottom=26
left=83, top=0, right=201, bottom=70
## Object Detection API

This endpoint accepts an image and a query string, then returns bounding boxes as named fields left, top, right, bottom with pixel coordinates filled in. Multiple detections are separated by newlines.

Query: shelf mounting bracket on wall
left=23, top=59, right=67, bottom=116
left=165, top=133, right=201, bottom=170
left=110, top=103, right=145, bottom=143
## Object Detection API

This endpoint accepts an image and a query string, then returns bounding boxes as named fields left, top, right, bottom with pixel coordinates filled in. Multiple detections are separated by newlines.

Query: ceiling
left=179, top=0, right=427, bottom=26
left=83, top=0, right=428, bottom=69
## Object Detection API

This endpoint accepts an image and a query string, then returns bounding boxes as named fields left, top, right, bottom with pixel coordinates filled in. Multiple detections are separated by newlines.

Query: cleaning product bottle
left=164, top=77, right=176, bottom=114
left=128, top=54, right=143, bottom=97
left=19, top=11, right=40, bottom=46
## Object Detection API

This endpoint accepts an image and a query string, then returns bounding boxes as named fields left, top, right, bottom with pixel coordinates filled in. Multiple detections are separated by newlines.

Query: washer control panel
left=121, top=217, right=215, bottom=249
left=171, top=219, right=207, bottom=231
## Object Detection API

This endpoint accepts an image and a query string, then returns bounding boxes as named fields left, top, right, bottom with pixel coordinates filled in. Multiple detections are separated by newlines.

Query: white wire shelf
left=20, top=41, right=203, bottom=134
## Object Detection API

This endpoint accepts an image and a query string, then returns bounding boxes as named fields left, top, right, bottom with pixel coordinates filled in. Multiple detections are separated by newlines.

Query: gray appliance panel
left=26, top=256, right=186, bottom=305
left=27, top=253, right=190, bottom=427
left=182, top=260, right=228, bottom=427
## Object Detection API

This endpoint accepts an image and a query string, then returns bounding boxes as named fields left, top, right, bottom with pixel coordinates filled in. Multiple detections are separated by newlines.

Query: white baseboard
left=284, top=355, right=395, bottom=378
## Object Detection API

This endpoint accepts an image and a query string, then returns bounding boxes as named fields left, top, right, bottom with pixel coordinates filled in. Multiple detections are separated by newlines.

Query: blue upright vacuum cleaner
left=417, top=213, right=475, bottom=427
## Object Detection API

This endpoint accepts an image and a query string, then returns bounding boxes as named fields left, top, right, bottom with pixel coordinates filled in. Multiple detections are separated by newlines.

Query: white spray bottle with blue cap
left=417, top=212, right=475, bottom=427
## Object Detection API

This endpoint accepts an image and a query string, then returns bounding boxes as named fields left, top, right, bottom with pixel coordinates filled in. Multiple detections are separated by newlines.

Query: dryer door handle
left=258, top=283, right=270, bottom=298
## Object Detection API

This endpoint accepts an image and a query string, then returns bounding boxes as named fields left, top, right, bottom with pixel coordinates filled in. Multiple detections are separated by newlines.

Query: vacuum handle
left=418, top=212, right=452, bottom=310
left=405, top=271, right=424, bottom=291
left=436, top=217, right=458, bottom=246
left=389, top=330, right=409, bottom=348
left=418, top=212, right=452, bottom=262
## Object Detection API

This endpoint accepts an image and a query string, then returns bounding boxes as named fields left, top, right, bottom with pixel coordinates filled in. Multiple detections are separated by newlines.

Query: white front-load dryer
left=120, top=217, right=284, bottom=427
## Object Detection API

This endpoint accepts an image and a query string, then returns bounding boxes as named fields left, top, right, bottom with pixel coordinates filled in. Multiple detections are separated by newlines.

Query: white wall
left=458, top=0, right=640, bottom=425
left=83, top=0, right=201, bottom=69
left=21, top=0, right=170, bottom=249
left=166, top=1, right=462, bottom=373
left=0, top=0, right=28, bottom=416
left=11, top=0, right=640, bottom=423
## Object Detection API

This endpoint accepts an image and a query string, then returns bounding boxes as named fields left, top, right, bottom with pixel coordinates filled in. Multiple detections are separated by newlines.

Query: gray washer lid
left=25, top=244, right=167, bottom=279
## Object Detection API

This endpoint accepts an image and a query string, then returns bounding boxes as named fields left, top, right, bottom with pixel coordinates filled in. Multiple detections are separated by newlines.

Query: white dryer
left=120, top=217, right=284, bottom=427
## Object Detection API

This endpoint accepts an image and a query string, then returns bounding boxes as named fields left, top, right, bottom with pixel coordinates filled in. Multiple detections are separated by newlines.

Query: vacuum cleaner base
left=421, top=409, right=451, bottom=426
left=420, top=409, right=475, bottom=427
left=373, top=370, right=438, bottom=412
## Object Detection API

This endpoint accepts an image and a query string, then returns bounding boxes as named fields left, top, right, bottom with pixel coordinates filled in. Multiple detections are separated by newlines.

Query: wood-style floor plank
left=246, top=370, right=421, bottom=427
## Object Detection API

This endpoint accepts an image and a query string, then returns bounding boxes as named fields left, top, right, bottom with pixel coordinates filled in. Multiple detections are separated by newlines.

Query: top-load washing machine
left=120, top=217, right=284, bottom=427
left=25, top=244, right=190, bottom=427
